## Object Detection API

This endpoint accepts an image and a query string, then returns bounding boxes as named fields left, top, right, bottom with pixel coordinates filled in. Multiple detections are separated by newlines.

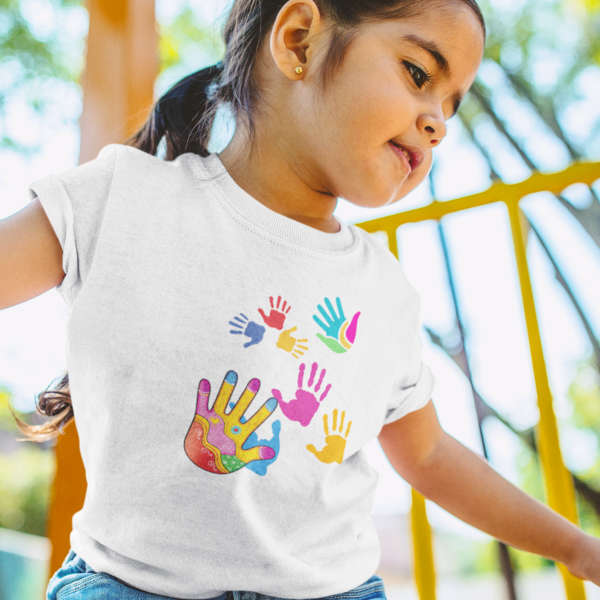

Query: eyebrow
left=401, top=34, right=463, bottom=118
left=401, top=34, right=451, bottom=76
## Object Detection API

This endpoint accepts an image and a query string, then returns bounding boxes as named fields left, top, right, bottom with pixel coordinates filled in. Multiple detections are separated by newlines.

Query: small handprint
left=258, top=296, right=291, bottom=330
left=271, top=362, right=331, bottom=427
left=184, top=371, right=278, bottom=474
left=307, top=409, right=352, bottom=464
left=276, top=327, right=309, bottom=358
left=313, top=297, right=361, bottom=354
left=229, top=313, right=265, bottom=348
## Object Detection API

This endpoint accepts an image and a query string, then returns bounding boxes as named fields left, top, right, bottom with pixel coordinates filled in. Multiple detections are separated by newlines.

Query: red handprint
left=258, top=296, right=291, bottom=330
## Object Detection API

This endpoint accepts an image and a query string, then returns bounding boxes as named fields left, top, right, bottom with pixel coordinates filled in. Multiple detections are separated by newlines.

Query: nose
left=418, top=109, right=447, bottom=147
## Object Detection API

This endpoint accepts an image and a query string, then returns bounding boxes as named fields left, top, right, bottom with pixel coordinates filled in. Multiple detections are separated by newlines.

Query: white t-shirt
left=29, top=144, right=435, bottom=599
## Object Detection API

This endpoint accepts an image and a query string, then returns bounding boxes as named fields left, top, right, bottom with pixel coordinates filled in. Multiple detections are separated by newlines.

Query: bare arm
left=0, top=198, right=65, bottom=310
left=378, top=400, right=600, bottom=584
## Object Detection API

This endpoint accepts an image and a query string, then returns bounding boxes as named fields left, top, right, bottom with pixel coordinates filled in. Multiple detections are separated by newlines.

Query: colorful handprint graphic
left=271, top=362, right=331, bottom=427
left=184, top=371, right=278, bottom=474
left=307, top=409, right=352, bottom=464
left=313, top=297, right=360, bottom=354
left=276, top=327, right=309, bottom=359
left=229, top=313, right=266, bottom=348
left=229, top=400, right=282, bottom=477
left=258, top=296, right=291, bottom=330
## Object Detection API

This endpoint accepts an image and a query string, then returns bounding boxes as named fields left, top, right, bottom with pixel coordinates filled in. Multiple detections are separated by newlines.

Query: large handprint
left=313, top=297, right=361, bottom=354
left=271, top=362, right=331, bottom=427
left=307, top=409, right=352, bottom=464
left=184, top=371, right=278, bottom=474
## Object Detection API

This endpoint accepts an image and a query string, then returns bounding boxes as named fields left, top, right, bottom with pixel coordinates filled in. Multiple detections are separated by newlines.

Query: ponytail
left=126, top=63, right=224, bottom=160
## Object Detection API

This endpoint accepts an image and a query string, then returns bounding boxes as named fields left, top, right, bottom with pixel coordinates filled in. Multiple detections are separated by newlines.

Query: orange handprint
left=306, top=409, right=352, bottom=464
left=258, top=296, right=291, bottom=330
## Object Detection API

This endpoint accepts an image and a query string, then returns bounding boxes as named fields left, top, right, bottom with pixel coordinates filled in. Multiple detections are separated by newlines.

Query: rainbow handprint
left=271, top=362, right=331, bottom=427
left=313, top=297, right=360, bottom=354
left=184, top=371, right=278, bottom=474
left=307, top=409, right=352, bottom=464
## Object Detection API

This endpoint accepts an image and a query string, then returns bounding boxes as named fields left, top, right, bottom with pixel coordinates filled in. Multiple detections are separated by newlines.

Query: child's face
left=295, top=4, right=484, bottom=208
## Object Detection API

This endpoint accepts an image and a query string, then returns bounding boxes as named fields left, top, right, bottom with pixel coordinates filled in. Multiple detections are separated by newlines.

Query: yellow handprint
left=306, top=409, right=352, bottom=464
left=276, top=326, right=309, bottom=358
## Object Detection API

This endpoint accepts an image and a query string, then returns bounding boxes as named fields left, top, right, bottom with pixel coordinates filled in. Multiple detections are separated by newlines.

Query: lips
left=388, top=140, right=425, bottom=172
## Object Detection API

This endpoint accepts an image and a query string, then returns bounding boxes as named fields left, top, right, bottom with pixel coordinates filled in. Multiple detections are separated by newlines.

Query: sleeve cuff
left=383, top=362, right=436, bottom=425
left=29, top=174, right=79, bottom=296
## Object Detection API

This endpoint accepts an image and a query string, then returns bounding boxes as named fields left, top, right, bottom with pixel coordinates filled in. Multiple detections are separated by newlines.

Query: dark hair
left=15, top=0, right=485, bottom=443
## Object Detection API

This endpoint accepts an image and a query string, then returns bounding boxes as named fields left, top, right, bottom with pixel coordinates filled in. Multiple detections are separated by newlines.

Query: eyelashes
left=402, top=61, right=433, bottom=89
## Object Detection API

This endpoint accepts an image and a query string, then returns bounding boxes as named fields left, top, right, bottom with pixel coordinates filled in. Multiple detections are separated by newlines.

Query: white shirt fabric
left=29, top=144, right=435, bottom=599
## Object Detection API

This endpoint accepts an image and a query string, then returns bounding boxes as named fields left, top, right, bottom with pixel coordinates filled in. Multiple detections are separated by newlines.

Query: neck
left=217, top=123, right=341, bottom=234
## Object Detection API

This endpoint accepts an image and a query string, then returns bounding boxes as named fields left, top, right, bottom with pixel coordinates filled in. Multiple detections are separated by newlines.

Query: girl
left=3, top=0, right=600, bottom=598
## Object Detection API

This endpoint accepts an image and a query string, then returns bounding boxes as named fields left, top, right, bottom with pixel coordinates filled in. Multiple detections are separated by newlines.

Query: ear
left=269, top=0, right=323, bottom=81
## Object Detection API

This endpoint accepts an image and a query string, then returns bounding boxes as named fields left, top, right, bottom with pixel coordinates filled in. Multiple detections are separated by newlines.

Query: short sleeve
left=28, top=144, right=120, bottom=308
left=383, top=288, right=436, bottom=426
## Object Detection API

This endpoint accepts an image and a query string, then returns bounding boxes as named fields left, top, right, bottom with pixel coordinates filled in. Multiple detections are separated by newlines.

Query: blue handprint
left=313, top=297, right=361, bottom=354
left=229, top=400, right=282, bottom=476
left=229, top=313, right=266, bottom=348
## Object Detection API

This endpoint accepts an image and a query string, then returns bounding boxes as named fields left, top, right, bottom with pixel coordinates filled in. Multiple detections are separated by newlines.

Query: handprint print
left=271, top=362, right=331, bottom=427
left=258, top=296, right=291, bottom=330
left=229, top=313, right=265, bottom=348
left=229, top=400, right=282, bottom=477
left=313, top=297, right=361, bottom=354
left=276, top=327, right=309, bottom=359
left=307, top=409, right=352, bottom=464
left=184, top=371, right=278, bottom=474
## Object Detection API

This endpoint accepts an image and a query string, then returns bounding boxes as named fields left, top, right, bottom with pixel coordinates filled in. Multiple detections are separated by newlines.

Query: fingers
left=313, top=314, right=329, bottom=333
left=228, top=377, right=260, bottom=422
left=213, top=371, right=238, bottom=416
left=318, top=302, right=333, bottom=324
left=242, top=396, right=278, bottom=433
left=306, top=444, right=318, bottom=456
left=238, top=443, right=276, bottom=464
left=335, top=296, right=345, bottom=320
left=196, top=379, right=211, bottom=417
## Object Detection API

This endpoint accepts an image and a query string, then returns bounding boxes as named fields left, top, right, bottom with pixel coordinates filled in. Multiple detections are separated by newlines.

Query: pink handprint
left=271, top=362, right=331, bottom=427
left=258, top=296, right=291, bottom=330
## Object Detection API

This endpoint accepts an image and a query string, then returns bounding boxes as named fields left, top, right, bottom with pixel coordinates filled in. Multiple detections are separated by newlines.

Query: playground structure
left=45, top=1, right=600, bottom=598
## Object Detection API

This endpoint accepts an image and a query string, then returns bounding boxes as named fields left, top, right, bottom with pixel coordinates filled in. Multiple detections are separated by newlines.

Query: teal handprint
left=313, top=297, right=361, bottom=354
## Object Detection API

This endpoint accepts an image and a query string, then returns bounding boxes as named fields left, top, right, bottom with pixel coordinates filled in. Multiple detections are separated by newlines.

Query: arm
left=378, top=400, right=600, bottom=584
left=0, top=198, right=65, bottom=310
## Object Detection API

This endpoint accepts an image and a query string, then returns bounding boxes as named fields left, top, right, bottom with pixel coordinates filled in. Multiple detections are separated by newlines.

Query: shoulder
left=348, top=223, right=422, bottom=304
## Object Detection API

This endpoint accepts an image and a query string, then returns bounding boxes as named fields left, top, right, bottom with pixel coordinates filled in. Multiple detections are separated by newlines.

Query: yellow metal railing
left=357, top=161, right=600, bottom=600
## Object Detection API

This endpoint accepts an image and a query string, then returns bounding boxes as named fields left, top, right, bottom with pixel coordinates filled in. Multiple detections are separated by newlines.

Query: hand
left=229, top=313, right=265, bottom=348
left=276, top=326, right=309, bottom=358
left=185, top=371, right=278, bottom=474
left=271, top=361, right=331, bottom=427
left=258, top=295, right=291, bottom=330
left=565, top=532, right=600, bottom=586
left=313, top=297, right=360, bottom=354
left=307, top=409, right=352, bottom=464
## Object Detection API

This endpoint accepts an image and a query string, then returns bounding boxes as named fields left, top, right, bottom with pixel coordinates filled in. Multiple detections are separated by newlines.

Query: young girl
left=4, top=0, right=600, bottom=598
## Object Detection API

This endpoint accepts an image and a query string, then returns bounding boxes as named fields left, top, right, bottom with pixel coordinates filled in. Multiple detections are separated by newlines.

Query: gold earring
left=295, top=66, right=303, bottom=75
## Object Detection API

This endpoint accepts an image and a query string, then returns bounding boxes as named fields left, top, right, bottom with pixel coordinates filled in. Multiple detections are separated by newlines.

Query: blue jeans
left=46, top=548, right=387, bottom=600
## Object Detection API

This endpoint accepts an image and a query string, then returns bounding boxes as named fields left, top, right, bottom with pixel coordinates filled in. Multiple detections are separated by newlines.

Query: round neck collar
left=190, top=152, right=358, bottom=256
